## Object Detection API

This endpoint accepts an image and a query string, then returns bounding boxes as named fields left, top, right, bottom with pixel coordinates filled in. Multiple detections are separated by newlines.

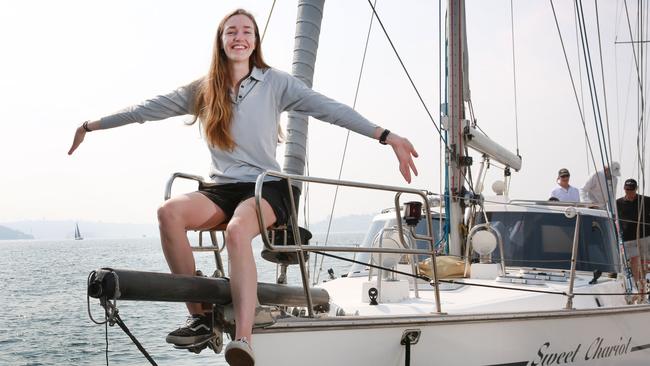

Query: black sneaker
left=166, top=314, right=212, bottom=346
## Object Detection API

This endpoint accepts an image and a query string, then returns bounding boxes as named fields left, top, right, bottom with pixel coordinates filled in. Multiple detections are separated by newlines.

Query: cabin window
left=477, top=212, right=620, bottom=273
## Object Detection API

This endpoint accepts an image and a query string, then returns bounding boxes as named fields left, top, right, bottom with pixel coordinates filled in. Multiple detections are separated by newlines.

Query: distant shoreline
left=0, top=214, right=374, bottom=240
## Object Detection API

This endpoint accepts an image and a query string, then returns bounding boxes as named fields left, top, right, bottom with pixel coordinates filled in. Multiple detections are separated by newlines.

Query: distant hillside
left=1, top=220, right=158, bottom=240
left=0, top=225, right=34, bottom=240
left=1, top=214, right=375, bottom=240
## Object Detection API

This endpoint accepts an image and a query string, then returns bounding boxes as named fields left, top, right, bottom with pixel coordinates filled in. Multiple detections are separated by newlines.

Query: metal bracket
left=400, top=329, right=421, bottom=345
left=460, top=156, right=473, bottom=166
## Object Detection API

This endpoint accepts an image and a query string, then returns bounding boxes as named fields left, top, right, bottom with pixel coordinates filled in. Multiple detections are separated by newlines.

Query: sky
left=0, top=0, right=648, bottom=228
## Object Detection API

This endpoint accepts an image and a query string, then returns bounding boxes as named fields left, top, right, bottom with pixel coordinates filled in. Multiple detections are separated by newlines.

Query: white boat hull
left=253, top=306, right=650, bottom=366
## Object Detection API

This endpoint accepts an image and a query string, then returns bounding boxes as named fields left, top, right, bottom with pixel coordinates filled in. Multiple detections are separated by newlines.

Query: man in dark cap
left=616, top=178, right=650, bottom=285
left=550, top=168, right=580, bottom=202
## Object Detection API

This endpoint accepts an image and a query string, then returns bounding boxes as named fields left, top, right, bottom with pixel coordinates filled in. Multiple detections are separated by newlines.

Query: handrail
left=565, top=213, right=581, bottom=309
left=254, top=171, right=442, bottom=314
left=164, top=172, right=205, bottom=201
left=505, top=199, right=604, bottom=210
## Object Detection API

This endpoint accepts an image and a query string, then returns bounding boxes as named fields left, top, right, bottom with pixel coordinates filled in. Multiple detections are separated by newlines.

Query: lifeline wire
left=314, top=250, right=648, bottom=297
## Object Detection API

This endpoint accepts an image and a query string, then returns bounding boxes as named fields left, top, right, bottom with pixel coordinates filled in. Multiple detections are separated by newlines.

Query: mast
left=444, top=0, right=469, bottom=256
left=282, top=0, right=326, bottom=193
left=444, top=0, right=521, bottom=256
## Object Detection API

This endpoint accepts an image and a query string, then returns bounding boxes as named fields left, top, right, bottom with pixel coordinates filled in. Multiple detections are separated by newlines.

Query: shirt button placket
left=238, top=82, right=246, bottom=101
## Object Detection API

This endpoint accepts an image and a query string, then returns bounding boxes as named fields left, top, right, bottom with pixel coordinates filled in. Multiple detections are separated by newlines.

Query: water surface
left=0, top=233, right=362, bottom=365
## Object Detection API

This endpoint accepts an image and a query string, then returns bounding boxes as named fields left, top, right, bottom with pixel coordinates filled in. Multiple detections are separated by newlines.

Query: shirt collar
left=250, top=66, right=267, bottom=82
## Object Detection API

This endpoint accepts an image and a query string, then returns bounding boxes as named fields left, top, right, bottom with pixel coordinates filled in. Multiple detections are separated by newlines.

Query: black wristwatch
left=379, top=129, right=390, bottom=145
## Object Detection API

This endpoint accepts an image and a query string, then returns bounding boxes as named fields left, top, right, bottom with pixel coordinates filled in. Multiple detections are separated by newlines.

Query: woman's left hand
left=386, top=133, right=418, bottom=183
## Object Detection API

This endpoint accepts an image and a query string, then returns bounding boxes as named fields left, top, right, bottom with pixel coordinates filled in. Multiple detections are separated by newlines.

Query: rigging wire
left=438, top=0, right=446, bottom=243
left=260, top=0, right=277, bottom=42
left=594, top=1, right=614, bottom=163
left=314, top=0, right=378, bottom=285
left=575, top=0, right=615, bottom=203
left=550, top=1, right=630, bottom=292
left=369, top=0, right=480, bottom=198
left=366, top=0, right=443, bottom=138
left=623, top=1, right=646, bottom=119
left=574, top=0, right=635, bottom=292
left=509, top=0, right=520, bottom=156
left=548, top=1, right=601, bottom=177
left=574, top=0, right=590, bottom=174
left=623, top=0, right=648, bottom=214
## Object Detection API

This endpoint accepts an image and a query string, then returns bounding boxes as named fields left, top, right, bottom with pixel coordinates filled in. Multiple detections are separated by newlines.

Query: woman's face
left=221, top=14, right=256, bottom=63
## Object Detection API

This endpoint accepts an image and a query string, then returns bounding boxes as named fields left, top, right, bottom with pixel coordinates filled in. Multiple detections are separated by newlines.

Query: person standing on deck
left=550, top=168, right=580, bottom=202
left=616, top=178, right=650, bottom=284
left=67, top=9, right=418, bottom=366
left=581, top=162, right=620, bottom=208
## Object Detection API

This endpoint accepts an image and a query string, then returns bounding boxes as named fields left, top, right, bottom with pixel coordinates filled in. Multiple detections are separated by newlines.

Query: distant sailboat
left=74, top=222, right=83, bottom=240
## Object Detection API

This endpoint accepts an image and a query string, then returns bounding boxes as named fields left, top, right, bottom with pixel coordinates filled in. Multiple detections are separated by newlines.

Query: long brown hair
left=191, top=9, right=269, bottom=150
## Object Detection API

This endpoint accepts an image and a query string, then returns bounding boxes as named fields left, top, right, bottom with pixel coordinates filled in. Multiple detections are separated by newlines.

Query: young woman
left=68, top=9, right=418, bottom=366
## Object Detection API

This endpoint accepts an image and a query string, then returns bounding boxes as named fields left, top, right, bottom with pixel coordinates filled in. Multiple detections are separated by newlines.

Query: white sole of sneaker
left=225, top=348, right=254, bottom=366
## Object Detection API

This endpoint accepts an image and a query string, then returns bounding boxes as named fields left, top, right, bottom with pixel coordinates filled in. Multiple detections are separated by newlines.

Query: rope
left=114, top=313, right=159, bottom=366
left=87, top=271, right=157, bottom=365
left=105, top=321, right=109, bottom=366
left=509, top=0, right=520, bottom=156
left=404, top=336, right=411, bottom=366
left=315, top=0, right=377, bottom=285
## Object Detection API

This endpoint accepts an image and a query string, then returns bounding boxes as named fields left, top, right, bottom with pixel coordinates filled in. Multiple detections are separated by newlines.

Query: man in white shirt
left=581, top=162, right=621, bottom=208
left=550, top=168, right=580, bottom=202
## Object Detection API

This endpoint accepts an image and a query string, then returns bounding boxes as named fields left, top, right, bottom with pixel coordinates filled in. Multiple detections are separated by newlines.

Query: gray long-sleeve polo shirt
left=100, top=67, right=378, bottom=184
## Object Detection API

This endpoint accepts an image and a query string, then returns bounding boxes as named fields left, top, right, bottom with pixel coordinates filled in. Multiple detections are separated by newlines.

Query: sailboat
left=86, top=0, right=650, bottom=365
left=74, top=222, right=83, bottom=241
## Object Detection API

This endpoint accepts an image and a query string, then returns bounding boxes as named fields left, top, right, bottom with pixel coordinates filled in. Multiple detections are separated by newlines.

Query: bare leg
left=226, top=197, right=277, bottom=343
left=158, top=192, right=226, bottom=315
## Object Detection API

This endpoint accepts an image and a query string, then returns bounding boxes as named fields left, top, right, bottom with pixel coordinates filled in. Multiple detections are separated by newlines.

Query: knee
left=157, top=201, right=183, bottom=228
left=225, top=221, right=251, bottom=251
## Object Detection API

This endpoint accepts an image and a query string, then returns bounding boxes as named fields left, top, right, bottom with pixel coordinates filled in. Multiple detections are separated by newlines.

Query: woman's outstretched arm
left=67, top=80, right=200, bottom=155
left=276, top=70, right=419, bottom=183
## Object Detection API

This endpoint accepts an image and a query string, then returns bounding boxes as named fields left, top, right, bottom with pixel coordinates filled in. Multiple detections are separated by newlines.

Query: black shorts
left=198, top=179, right=296, bottom=225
